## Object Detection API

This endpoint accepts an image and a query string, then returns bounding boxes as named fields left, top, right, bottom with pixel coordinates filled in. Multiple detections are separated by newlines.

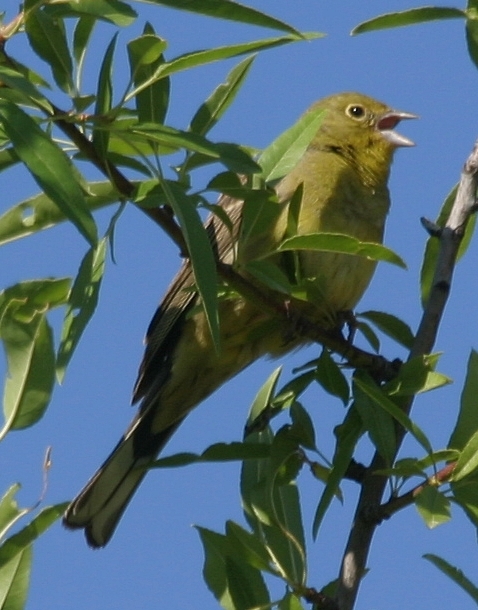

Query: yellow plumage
left=63, top=92, right=415, bottom=546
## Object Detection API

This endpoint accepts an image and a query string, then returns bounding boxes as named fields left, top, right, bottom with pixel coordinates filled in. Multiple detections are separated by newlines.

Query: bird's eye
left=346, top=104, right=366, bottom=120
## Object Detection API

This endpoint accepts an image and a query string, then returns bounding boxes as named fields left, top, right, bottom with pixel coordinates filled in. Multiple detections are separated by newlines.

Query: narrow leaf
left=278, top=233, right=406, bottom=268
left=0, top=181, right=118, bottom=246
left=57, top=239, right=107, bottom=381
left=313, top=407, right=363, bottom=537
left=0, top=545, right=32, bottom=610
left=0, top=101, right=97, bottom=245
left=354, top=375, right=396, bottom=465
left=424, top=554, right=478, bottom=603
left=161, top=182, right=220, bottom=349
left=125, top=33, right=321, bottom=102
left=415, top=486, right=451, bottom=528
left=358, top=310, right=414, bottom=349
left=146, top=0, right=304, bottom=36
left=315, top=348, right=350, bottom=405
left=92, top=35, right=117, bottom=158
left=43, top=0, right=137, bottom=26
left=449, top=349, right=478, bottom=450
left=190, top=55, right=255, bottom=136
left=354, top=376, right=433, bottom=455
left=25, top=7, right=74, bottom=94
left=352, top=7, right=465, bottom=35
left=128, top=33, right=170, bottom=125
left=151, top=442, right=270, bottom=468
left=73, top=16, right=96, bottom=67
left=452, top=429, right=478, bottom=481
left=0, top=503, right=68, bottom=569
left=260, top=106, right=325, bottom=182
left=1, top=312, right=55, bottom=430
left=0, top=66, right=52, bottom=113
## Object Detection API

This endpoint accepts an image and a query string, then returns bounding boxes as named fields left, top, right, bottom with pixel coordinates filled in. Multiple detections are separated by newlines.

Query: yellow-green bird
left=63, top=92, right=416, bottom=547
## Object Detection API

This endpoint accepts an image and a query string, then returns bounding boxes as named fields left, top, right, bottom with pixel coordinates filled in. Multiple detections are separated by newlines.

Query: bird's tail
left=63, top=408, right=182, bottom=548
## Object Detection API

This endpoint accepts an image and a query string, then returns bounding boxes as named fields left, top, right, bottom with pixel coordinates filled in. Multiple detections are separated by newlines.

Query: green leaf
left=244, top=260, right=293, bottom=294
left=449, top=349, right=478, bottom=450
left=354, top=375, right=433, bottom=455
left=356, top=320, right=380, bottom=353
left=278, top=591, right=306, bottom=610
left=260, top=106, right=325, bottom=182
left=146, top=0, right=305, bottom=36
left=225, top=554, right=269, bottom=610
left=246, top=367, right=282, bottom=430
left=92, top=35, right=117, bottom=158
left=415, top=486, right=451, bottom=528
left=423, top=554, right=478, bottom=603
left=125, top=33, right=321, bottom=102
left=352, top=7, right=465, bottom=35
left=43, top=0, right=137, bottom=26
left=151, top=442, right=270, bottom=468
left=196, top=527, right=234, bottom=610
left=24, top=7, right=75, bottom=94
left=450, top=470, right=478, bottom=528
left=0, top=503, right=68, bottom=570
left=0, top=101, right=97, bottom=246
left=160, top=182, right=220, bottom=350
left=128, top=32, right=170, bottom=125
left=0, top=485, right=28, bottom=541
left=239, top=190, right=281, bottom=259
left=72, top=16, right=96, bottom=68
left=358, top=310, right=414, bottom=349
left=190, top=56, right=255, bottom=137
left=0, top=66, right=52, bottom=113
left=0, top=279, right=69, bottom=435
left=315, top=348, right=350, bottom=405
left=1, top=311, right=55, bottom=431
left=452, top=429, right=478, bottom=481
left=0, top=148, right=20, bottom=174
left=290, top=402, right=317, bottom=451
left=272, top=370, right=316, bottom=411
left=353, top=374, right=396, bottom=465
left=0, top=544, right=32, bottom=610
left=0, top=181, right=119, bottom=246
left=240, top=425, right=306, bottom=586
left=57, top=239, right=107, bottom=382
left=313, top=406, right=363, bottom=537
left=196, top=526, right=270, bottom=610
left=266, top=481, right=306, bottom=586
left=278, top=233, right=407, bottom=268
left=225, top=521, right=275, bottom=574
left=385, top=354, right=451, bottom=397
left=467, top=8, right=478, bottom=70
left=128, top=123, right=260, bottom=173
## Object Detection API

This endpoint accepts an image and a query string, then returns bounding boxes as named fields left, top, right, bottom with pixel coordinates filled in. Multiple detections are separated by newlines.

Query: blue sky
left=2, top=1, right=478, bottom=608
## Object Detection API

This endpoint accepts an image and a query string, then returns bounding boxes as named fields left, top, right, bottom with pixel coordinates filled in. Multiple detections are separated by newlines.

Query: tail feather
left=63, top=415, right=182, bottom=547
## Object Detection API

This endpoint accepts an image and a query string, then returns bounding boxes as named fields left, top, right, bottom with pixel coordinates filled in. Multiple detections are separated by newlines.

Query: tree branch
left=335, top=140, right=478, bottom=610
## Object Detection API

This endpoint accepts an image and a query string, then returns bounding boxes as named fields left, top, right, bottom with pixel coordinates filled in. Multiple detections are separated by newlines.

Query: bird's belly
left=152, top=298, right=295, bottom=433
left=300, top=250, right=376, bottom=321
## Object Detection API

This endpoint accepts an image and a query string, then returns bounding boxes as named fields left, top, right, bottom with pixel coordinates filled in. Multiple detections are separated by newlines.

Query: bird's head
left=308, top=91, right=417, bottom=187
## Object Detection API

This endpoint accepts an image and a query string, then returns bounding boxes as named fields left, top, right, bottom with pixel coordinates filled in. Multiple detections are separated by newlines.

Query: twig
left=335, top=140, right=478, bottom=610
left=377, top=461, right=456, bottom=520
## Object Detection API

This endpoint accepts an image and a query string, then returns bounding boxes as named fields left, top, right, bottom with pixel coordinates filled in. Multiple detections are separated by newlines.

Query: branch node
left=303, top=588, right=339, bottom=610
left=420, top=216, right=442, bottom=237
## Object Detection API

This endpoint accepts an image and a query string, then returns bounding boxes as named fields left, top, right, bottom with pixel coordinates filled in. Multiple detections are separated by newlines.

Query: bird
left=63, top=92, right=416, bottom=547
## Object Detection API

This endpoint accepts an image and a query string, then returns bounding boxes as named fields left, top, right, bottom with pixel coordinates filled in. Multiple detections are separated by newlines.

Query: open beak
left=377, top=110, right=418, bottom=147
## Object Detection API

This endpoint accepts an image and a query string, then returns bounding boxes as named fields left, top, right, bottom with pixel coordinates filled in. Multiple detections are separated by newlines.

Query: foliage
left=0, top=2, right=478, bottom=610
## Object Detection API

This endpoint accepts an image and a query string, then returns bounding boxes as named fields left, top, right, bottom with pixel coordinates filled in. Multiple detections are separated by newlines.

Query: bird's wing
left=132, top=193, right=244, bottom=403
